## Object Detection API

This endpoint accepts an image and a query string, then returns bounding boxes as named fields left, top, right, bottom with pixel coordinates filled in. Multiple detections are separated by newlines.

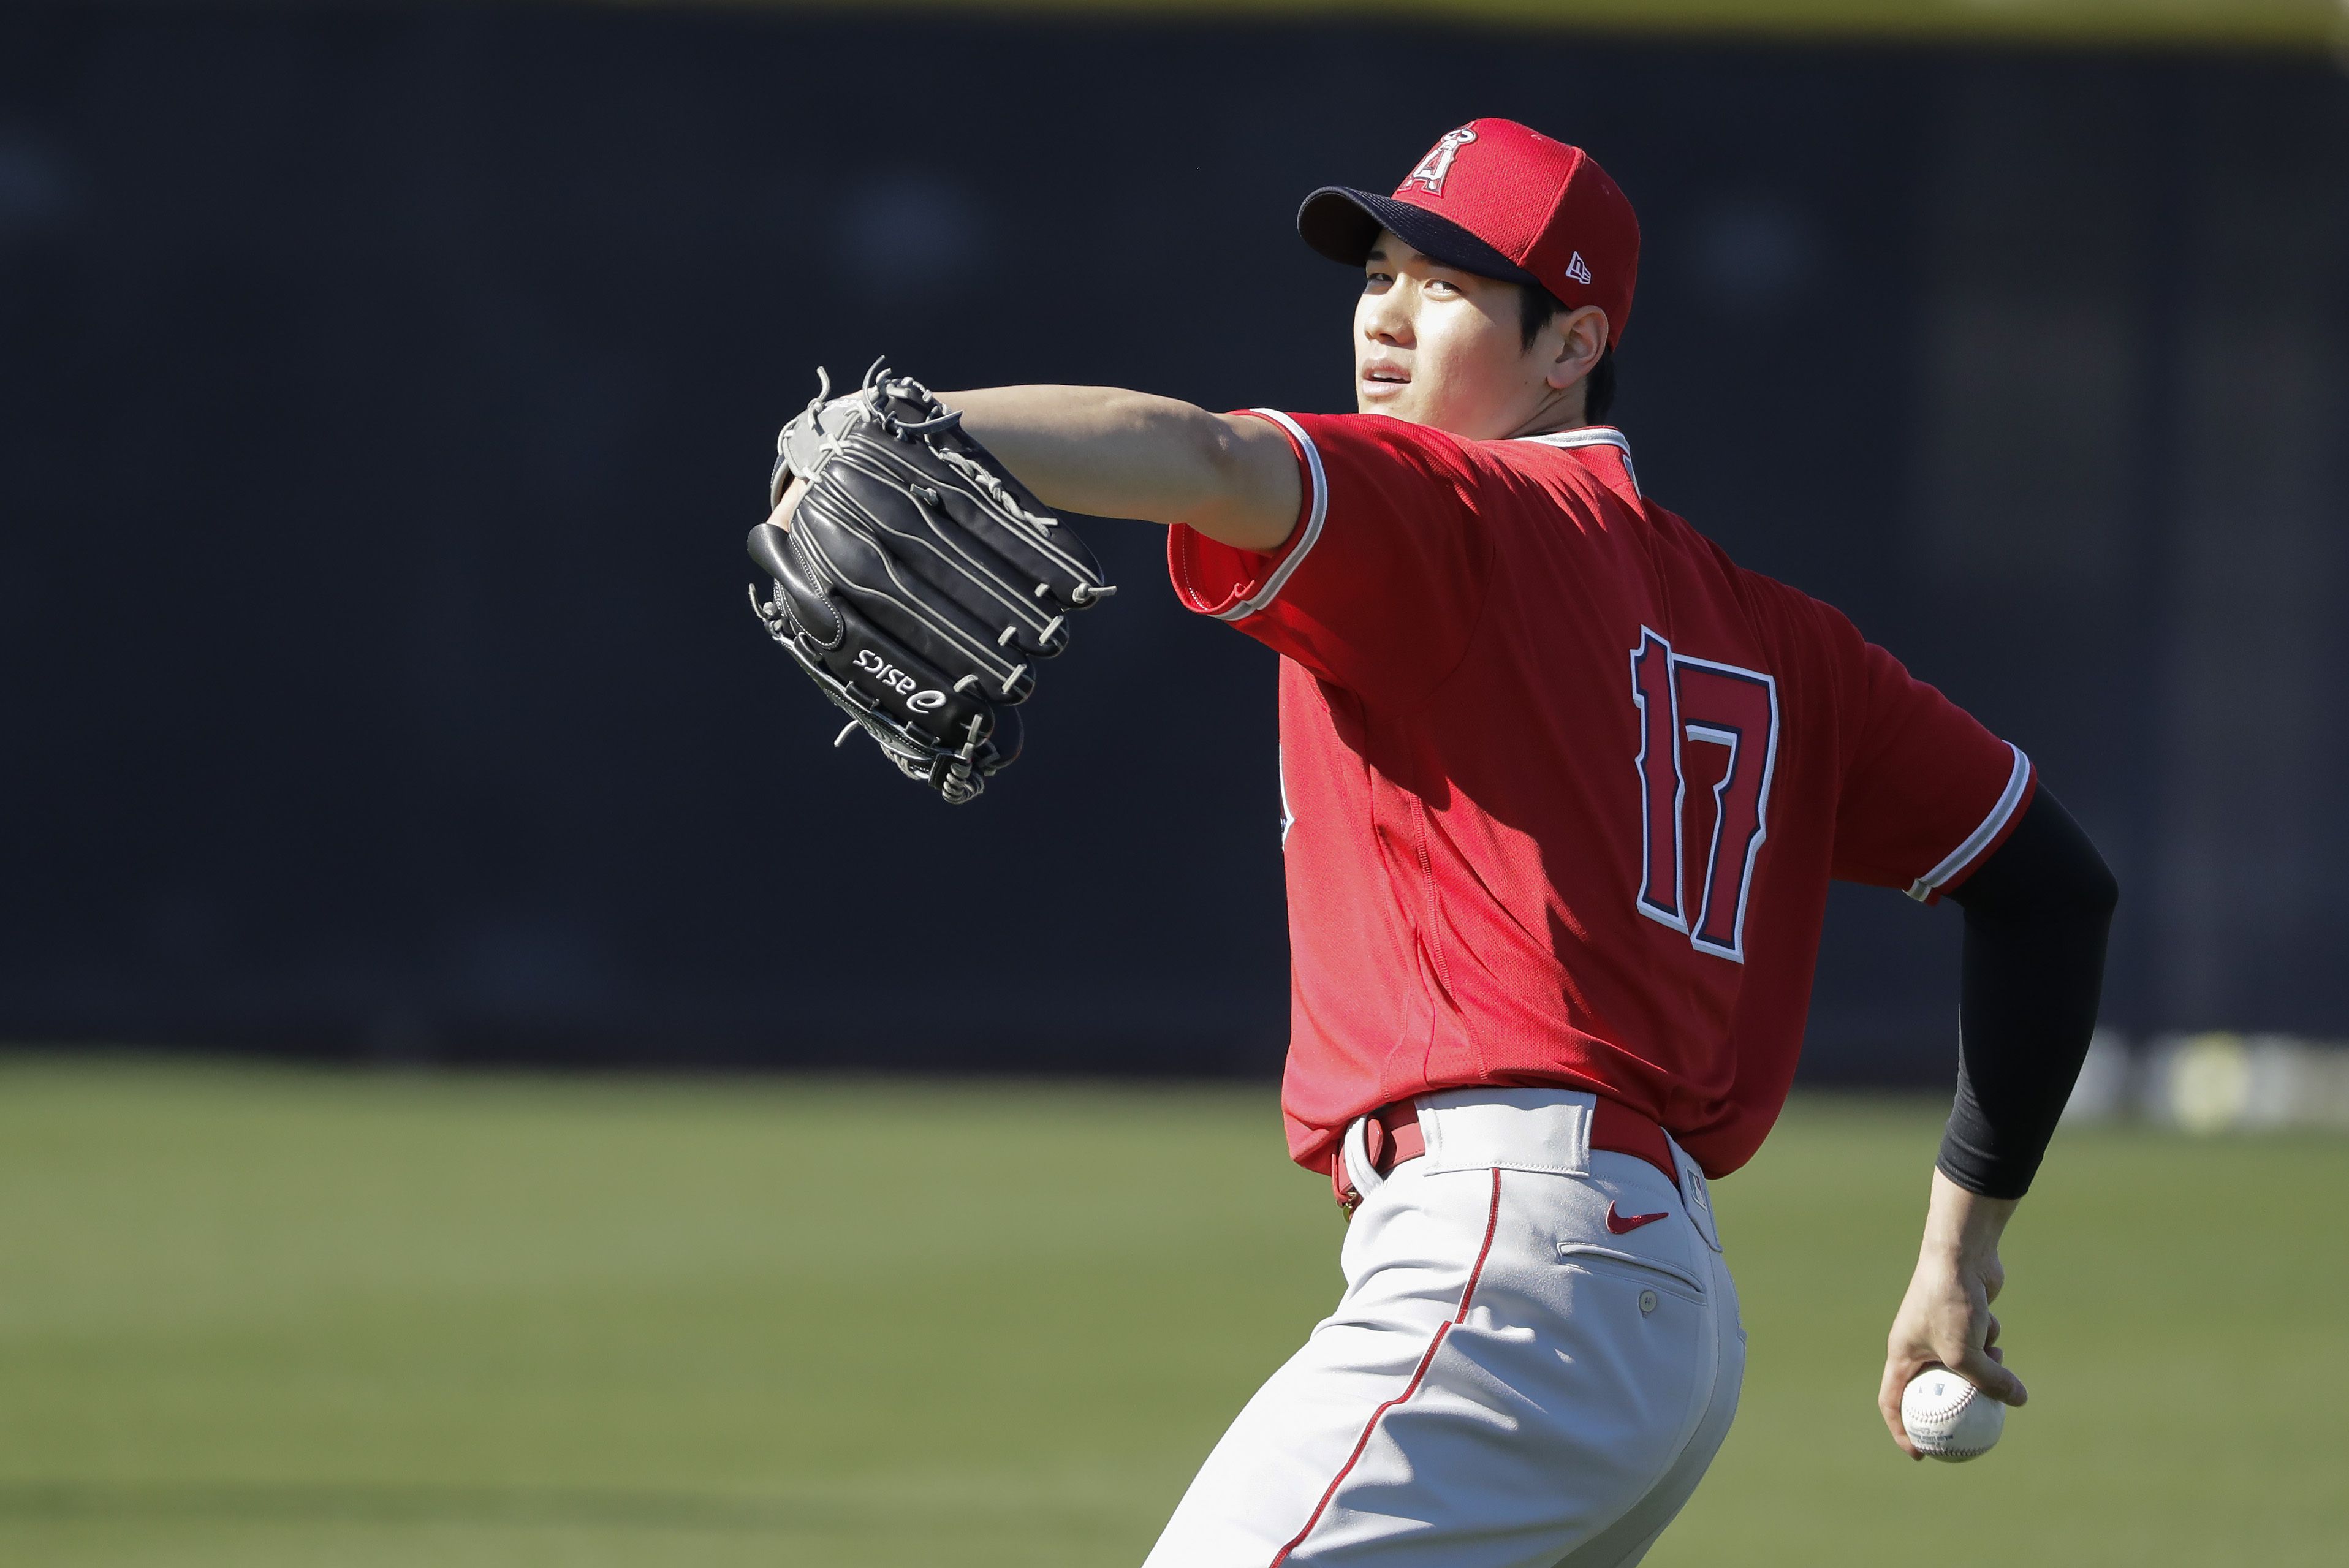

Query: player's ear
left=1544, top=306, right=1609, bottom=393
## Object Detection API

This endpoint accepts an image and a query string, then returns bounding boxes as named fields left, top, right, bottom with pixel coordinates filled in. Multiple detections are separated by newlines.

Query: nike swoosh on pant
left=1605, top=1204, right=1670, bottom=1235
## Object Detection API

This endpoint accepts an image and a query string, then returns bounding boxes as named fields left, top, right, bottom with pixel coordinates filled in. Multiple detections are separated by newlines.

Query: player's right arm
left=1820, top=610, right=2117, bottom=1455
left=1872, top=785, right=2116, bottom=1455
left=941, top=386, right=1302, bottom=551
left=1881, top=1170, right=2022, bottom=1458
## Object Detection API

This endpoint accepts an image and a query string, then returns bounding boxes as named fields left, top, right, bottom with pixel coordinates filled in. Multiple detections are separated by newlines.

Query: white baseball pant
left=1144, top=1088, right=1744, bottom=1568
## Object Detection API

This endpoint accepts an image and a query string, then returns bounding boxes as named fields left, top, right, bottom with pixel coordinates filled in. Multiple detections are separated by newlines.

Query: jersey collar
left=1514, top=425, right=1640, bottom=501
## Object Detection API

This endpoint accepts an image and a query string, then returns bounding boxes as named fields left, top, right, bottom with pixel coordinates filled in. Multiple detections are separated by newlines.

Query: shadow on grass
left=0, top=1480, right=868, bottom=1534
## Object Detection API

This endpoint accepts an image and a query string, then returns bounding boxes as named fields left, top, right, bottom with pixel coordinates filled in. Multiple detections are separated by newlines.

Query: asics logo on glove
left=853, top=647, right=935, bottom=706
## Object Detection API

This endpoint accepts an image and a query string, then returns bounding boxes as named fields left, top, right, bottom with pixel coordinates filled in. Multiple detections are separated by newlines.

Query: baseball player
left=768, top=118, right=2117, bottom=1566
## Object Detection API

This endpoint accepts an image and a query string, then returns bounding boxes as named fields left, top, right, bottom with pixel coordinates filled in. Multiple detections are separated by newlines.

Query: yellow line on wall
left=633, top=0, right=2349, bottom=53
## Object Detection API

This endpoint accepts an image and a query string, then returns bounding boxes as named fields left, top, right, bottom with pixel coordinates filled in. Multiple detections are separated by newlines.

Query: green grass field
left=1, top=1058, right=2341, bottom=1566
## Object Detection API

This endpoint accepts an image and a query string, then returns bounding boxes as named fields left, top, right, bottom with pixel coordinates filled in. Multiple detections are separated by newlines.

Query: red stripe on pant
left=1269, top=1167, right=1506, bottom=1567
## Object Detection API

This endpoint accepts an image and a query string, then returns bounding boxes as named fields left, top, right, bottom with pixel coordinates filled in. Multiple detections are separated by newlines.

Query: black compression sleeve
left=1935, top=788, right=2119, bottom=1200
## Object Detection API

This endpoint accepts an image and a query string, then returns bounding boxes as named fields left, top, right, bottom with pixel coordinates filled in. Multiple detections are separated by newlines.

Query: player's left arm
left=945, top=385, right=1302, bottom=550
left=766, top=385, right=1300, bottom=551
left=1878, top=788, right=2118, bottom=1456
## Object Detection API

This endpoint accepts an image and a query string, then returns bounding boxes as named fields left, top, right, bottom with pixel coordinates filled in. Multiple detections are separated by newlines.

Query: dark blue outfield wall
left=1, top=7, right=2345, bottom=1080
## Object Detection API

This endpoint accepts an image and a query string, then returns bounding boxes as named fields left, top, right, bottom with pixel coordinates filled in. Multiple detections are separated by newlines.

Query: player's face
left=1355, top=235, right=1600, bottom=439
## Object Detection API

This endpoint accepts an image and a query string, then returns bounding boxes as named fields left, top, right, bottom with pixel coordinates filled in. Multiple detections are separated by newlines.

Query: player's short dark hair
left=1519, top=284, right=1617, bottom=425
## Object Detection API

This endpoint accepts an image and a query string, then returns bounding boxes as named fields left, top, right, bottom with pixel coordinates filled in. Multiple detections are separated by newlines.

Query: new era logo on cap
left=1566, top=252, right=1593, bottom=285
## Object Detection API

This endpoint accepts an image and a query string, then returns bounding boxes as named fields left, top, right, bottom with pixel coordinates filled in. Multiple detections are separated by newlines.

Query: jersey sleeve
left=1166, top=411, right=1490, bottom=699
left=1827, top=623, right=2037, bottom=904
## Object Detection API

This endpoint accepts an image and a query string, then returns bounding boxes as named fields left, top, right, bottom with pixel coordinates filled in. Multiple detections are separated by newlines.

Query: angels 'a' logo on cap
left=1405, top=127, right=1478, bottom=195
left=1566, top=252, right=1593, bottom=285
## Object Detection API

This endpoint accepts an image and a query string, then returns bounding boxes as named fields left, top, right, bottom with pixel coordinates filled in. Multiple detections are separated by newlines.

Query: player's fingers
left=770, top=475, right=810, bottom=530
left=1984, top=1311, right=2002, bottom=1349
left=1879, top=1353, right=1929, bottom=1460
left=1952, top=1342, right=2027, bottom=1407
left=1878, top=1380, right=1923, bottom=1460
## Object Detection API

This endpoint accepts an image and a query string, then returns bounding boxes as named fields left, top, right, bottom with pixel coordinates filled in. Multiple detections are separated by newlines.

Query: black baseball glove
left=747, top=362, right=1116, bottom=804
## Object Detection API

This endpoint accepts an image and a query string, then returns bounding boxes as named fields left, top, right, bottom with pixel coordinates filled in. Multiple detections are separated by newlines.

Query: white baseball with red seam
left=1900, top=1368, right=2005, bottom=1461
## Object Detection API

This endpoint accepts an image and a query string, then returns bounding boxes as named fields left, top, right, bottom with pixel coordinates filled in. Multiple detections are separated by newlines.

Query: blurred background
left=4, top=0, right=2348, bottom=1086
left=1, top=2, right=2345, bottom=1566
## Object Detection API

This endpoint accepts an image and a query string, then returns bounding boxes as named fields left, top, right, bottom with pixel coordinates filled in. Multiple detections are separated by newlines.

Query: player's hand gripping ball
left=747, top=361, right=1115, bottom=804
left=1900, top=1368, right=2006, bottom=1461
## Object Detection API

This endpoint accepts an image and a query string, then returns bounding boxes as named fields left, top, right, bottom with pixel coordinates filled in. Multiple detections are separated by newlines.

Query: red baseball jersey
left=1168, top=412, right=2034, bottom=1180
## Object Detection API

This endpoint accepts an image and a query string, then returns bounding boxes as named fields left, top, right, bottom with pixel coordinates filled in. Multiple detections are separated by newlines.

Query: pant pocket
left=1553, top=1243, right=1708, bottom=1303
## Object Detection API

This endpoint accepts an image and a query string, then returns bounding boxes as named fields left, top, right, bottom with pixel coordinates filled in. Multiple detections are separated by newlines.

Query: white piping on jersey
left=1215, top=409, right=1329, bottom=623
left=1907, top=743, right=2032, bottom=902
left=1514, top=425, right=1639, bottom=497
left=1278, top=743, right=1295, bottom=847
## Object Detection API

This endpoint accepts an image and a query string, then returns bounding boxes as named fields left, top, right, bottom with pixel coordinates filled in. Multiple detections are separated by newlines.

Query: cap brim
left=1297, top=186, right=1541, bottom=288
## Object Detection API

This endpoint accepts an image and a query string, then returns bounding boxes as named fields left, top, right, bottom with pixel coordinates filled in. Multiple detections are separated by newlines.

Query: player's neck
left=1505, top=382, right=1594, bottom=441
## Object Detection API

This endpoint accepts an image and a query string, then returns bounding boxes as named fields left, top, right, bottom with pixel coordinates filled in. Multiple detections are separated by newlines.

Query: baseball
left=1900, top=1368, right=2006, bottom=1461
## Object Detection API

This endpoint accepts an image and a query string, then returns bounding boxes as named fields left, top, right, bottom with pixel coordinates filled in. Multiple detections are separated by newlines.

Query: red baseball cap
left=1299, top=118, right=1641, bottom=347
